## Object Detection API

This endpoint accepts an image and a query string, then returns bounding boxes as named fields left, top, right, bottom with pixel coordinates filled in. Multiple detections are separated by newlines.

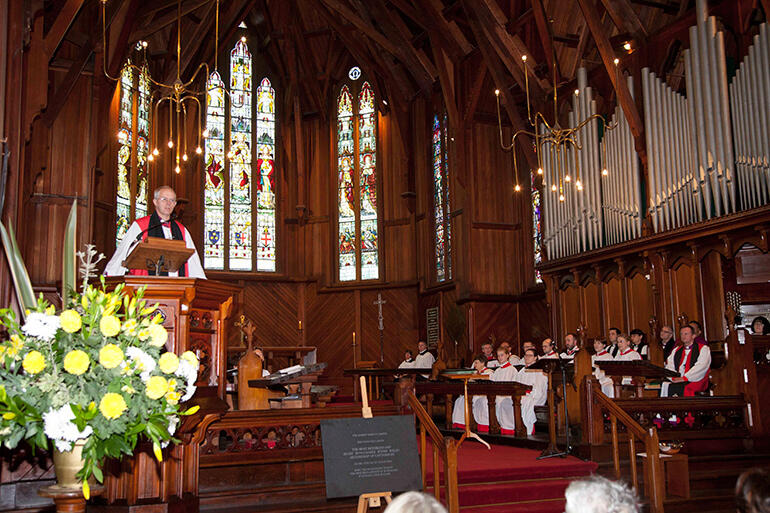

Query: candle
left=298, top=320, right=302, bottom=330
left=353, top=332, right=356, bottom=344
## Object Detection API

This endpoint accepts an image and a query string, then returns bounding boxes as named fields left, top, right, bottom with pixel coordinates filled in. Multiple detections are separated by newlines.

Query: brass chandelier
left=495, top=56, right=616, bottom=200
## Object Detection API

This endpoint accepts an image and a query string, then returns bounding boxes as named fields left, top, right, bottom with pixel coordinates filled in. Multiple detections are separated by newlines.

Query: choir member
left=560, top=333, right=580, bottom=359
left=522, top=340, right=536, bottom=353
left=451, top=355, right=493, bottom=429
left=751, top=316, right=770, bottom=335
left=629, top=329, right=648, bottom=358
left=608, top=328, right=621, bottom=357
left=398, top=349, right=415, bottom=369
left=473, top=347, right=516, bottom=433
left=659, top=325, right=677, bottom=360
left=499, top=341, right=521, bottom=365
left=481, top=342, right=499, bottom=369
left=541, top=338, right=558, bottom=359
left=661, top=325, right=712, bottom=397
left=512, top=348, right=548, bottom=435
left=614, top=333, right=641, bottom=361
left=414, top=341, right=435, bottom=379
left=591, top=339, right=615, bottom=397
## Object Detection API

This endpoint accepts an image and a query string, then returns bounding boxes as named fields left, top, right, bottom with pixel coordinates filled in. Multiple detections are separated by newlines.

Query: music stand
left=123, top=237, right=194, bottom=275
left=528, top=357, right=573, bottom=459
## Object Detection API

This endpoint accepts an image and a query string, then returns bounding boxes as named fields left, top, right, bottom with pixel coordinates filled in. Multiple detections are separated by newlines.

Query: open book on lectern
left=122, top=237, right=194, bottom=276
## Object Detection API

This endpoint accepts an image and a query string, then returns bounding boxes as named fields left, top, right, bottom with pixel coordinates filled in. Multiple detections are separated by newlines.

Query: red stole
left=128, top=215, right=190, bottom=276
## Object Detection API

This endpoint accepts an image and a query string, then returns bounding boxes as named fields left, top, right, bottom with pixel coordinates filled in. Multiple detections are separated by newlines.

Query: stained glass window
left=532, top=171, right=543, bottom=284
left=433, top=113, right=452, bottom=282
left=256, top=78, right=276, bottom=271
left=204, top=71, right=226, bottom=270
left=135, top=65, right=150, bottom=220
left=203, top=38, right=278, bottom=273
left=229, top=40, right=253, bottom=271
left=337, top=82, right=379, bottom=282
left=116, top=65, right=134, bottom=244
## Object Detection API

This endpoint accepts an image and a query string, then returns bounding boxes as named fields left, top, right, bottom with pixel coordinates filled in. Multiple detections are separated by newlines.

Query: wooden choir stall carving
left=91, top=277, right=239, bottom=513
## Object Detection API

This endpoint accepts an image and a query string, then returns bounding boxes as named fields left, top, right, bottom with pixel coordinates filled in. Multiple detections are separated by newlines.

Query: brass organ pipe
left=746, top=42, right=768, bottom=205
left=729, top=70, right=748, bottom=209
left=641, top=69, right=659, bottom=231
left=752, top=28, right=770, bottom=203
left=759, top=25, right=770, bottom=201
left=716, top=29, right=737, bottom=211
left=684, top=48, right=712, bottom=219
left=706, top=18, right=730, bottom=213
left=739, top=43, right=761, bottom=207
left=662, top=80, right=681, bottom=229
left=655, top=76, right=672, bottom=230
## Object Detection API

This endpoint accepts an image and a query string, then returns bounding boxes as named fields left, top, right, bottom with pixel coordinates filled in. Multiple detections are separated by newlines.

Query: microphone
left=134, top=213, right=177, bottom=242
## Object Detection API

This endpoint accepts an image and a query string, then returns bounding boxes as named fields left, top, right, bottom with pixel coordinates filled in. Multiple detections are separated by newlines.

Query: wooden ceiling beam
left=600, top=0, right=648, bottom=43
left=44, top=0, right=86, bottom=58
left=107, top=0, right=141, bottom=79
left=628, top=0, right=678, bottom=15
left=432, top=45, right=459, bottom=130
left=463, top=62, right=486, bottom=124
left=385, top=0, right=428, bottom=32
left=165, top=1, right=215, bottom=84
left=289, top=2, right=326, bottom=120
left=569, top=22, right=590, bottom=80
left=131, top=0, right=211, bottom=41
left=411, top=0, right=472, bottom=59
left=319, top=0, right=403, bottom=58
left=464, top=0, right=537, bottom=170
left=576, top=0, right=646, bottom=161
left=531, top=0, right=559, bottom=84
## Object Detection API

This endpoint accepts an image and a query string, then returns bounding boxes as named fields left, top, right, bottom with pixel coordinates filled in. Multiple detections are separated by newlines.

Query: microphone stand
left=538, top=352, right=572, bottom=459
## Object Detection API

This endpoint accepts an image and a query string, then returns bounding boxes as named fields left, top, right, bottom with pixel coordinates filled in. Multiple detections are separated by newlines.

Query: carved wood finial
left=235, top=315, right=257, bottom=351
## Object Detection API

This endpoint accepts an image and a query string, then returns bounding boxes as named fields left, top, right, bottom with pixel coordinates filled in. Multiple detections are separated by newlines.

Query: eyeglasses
left=157, top=197, right=177, bottom=204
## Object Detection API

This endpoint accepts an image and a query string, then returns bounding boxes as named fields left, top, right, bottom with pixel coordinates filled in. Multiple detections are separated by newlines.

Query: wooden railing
left=591, top=387, right=665, bottom=513
left=407, top=391, right=460, bottom=513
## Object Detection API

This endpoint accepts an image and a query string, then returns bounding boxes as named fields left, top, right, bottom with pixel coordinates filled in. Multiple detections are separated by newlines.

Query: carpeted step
left=456, top=478, right=573, bottom=507
left=460, top=497, right=566, bottom=513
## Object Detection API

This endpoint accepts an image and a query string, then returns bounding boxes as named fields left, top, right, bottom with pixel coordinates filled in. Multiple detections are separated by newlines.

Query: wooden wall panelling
left=360, top=287, right=419, bottom=367
left=305, top=282, right=355, bottom=391
left=467, top=300, right=519, bottom=354
left=581, top=281, right=603, bottom=341
left=670, top=262, right=701, bottom=327
left=602, top=276, right=626, bottom=333
left=240, top=281, right=300, bottom=351
left=699, top=251, right=727, bottom=341
left=627, top=272, right=654, bottom=332
left=559, top=286, right=581, bottom=341
left=516, top=294, right=550, bottom=349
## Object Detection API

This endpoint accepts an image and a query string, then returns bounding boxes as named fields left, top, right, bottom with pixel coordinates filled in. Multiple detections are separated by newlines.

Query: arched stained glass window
left=337, top=82, right=379, bottom=282
left=116, top=62, right=151, bottom=245
left=203, top=38, right=278, bottom=272
left=532, top=172, right=543, bottom=284
left=433, top=113, right=452, bottom=282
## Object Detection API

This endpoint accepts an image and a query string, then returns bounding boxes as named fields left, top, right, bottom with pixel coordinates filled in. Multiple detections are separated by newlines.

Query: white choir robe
left=512, top=367, right=549, bottom=435
left=397, top=359, right=415, bottom=369
left=542, top=351, right=558, bottom=359
left=559, top=348, right=579, bottom=360
left=614, top=348, right=641, bottom=385
left=591, top=350, right=615, bottom=397
left=104, top=220, right=206, bottom=278
left=451, top=368, right=494, bottom=429
left=509, top=354, right=522, bottom=366
left=485, top=358, right=500, bottom=369
left=472, top=363, right=517, bottom=432
left=414, top=350, right=435, bottom=378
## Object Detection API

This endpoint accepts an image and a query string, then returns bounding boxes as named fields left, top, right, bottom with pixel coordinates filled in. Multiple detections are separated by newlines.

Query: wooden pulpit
left=94, top=277, right=239, bottom=513
left=123, top=237, right=195, bottom=275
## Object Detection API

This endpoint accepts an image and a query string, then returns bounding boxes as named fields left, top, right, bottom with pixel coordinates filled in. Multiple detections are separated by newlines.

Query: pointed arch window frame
left=116, top=62, right=152, bottom=245
left=202, top=35, right=280, bottom=274
left=335, top=80, right=382, bottom=283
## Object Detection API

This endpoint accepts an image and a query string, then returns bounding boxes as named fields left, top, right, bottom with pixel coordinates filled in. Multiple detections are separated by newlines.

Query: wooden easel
left=356, top=376, right=391, bottom=512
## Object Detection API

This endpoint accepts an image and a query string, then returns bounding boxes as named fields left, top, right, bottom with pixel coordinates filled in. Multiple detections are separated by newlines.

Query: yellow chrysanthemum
left=148, top=324, right=168, bottom=348
left=59, top=309, right=82, bottom=333
left=180, top=351, right=199, bottom=368
left=122, top=319, right=138, bottom=336
left=45, top=305, right=56, bottom=316
left=137, top=328, right=150, bottom=341
left=22, top=351, right=45, bottom=374
left=99, top=393, right=127, bottom=420
left=100, top=315, right=121, bottom=337
left=145, top=376, right=168, bottom=400
left=3, top=412, right=16, bottom=420
left=63, top=350, right=90, bottom=375
left=158, top=352, right=179, bottom=374
left=99, top=344, right=124, bottom=369
left=7, top=335, right=23, bottom=357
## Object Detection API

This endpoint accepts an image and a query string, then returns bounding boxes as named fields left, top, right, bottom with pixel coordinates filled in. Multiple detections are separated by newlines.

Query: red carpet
left=423, top=442, right=597, bottom=513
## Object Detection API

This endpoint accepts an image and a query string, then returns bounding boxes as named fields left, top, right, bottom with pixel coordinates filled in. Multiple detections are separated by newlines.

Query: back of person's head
left=384, top=491, right=447, bottom=513
left=736, top=468, right=770, bottom=513
left=565, top=475, right=639, bottom=513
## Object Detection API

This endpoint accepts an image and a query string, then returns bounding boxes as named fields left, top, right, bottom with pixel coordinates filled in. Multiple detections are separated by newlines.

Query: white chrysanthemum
left=125, top=347, right=156, bottom=381
left=43, top=405, right=93, bottom=452
left=22, top=313, right=61, bottom=341
left=161, top=417, right=180, bottom=449
left=175, top=361, right=198, bottom=402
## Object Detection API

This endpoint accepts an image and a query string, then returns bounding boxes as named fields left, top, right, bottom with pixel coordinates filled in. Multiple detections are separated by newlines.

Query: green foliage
left=62, top=201, right=77, bottom=307
left=0, top=221, right=36, bottom=314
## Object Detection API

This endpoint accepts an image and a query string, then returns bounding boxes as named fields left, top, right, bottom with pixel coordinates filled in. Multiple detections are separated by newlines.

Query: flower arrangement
left=0, top=278, right=199, bottom=499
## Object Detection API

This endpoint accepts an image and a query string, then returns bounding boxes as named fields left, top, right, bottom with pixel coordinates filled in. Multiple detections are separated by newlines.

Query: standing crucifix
left=374, top=293, right=386, bottom=365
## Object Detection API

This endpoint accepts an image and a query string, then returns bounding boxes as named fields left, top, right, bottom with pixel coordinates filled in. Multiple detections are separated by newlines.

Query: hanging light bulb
left=175, top=165, right=181, bottom=174
left=152, top=148, right=160, bottom=156
left=202, top=129, right=209, bottom=137
left=167, top=140, right=174, bottom=148
left=182, top=154, right=188, bottom=162
left=565, top=174, right=571, bottom=182
left=494, top=89, right=500, bottom=96
left=559, top=194, right=565, bottom=202
left=602, top=168, right=609, bottom=176
left=148, top=154, right=154, bottom=162
left=551, top=184, right=557, bottom=192
left=195, top=146, right=202, bottom=154
left=537, top=167, right=543, bottom=175
left=576, top=181, right=583, bottom=191
left=514, top=184, right=521, bottom=192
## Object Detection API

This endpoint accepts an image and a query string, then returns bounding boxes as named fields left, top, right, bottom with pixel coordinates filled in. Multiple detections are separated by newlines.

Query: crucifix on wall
left=374, top=293, right=386, bottom=365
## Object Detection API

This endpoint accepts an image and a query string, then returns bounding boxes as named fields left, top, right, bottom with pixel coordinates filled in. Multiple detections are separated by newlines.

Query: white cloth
left=414, top=350, right=435, bottom=378
left=104, top=220, right=206, bottom=279
left=542, top=351, right=558, bottom=359
left=560, top=348, right=579, bottom=360
left=509, top=354, right=522, bottom=366
left=660, top=344, right=712, bottom=397
left=591, top=350, right=615, bottom=397
left=472, top=363, right=517, bottom=429
left=615, top=349, right=642, bottom=361
left=485, top=357, right=500, bottom=369
left=397, top=359, right=415, bottom=369
left=513, top=366, right=549, bottom=434
left=451, top=368, right=494, bottom=427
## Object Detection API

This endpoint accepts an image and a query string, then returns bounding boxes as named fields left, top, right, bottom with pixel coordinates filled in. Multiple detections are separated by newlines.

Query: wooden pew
left=414, top=380, right=532, bottom=438
left=594, top=360, right=678, bottom=398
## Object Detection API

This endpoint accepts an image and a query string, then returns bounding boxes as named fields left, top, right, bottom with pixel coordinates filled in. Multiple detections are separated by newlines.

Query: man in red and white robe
left=560, top=333, right=580, bottom=359
left=661, top=325, right=711, bottom=397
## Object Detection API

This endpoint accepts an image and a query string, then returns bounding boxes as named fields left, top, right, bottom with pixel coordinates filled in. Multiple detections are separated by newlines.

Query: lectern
left=93, top=277, right=239, bottom=513
left=123, top=237, right=195, bottom=275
